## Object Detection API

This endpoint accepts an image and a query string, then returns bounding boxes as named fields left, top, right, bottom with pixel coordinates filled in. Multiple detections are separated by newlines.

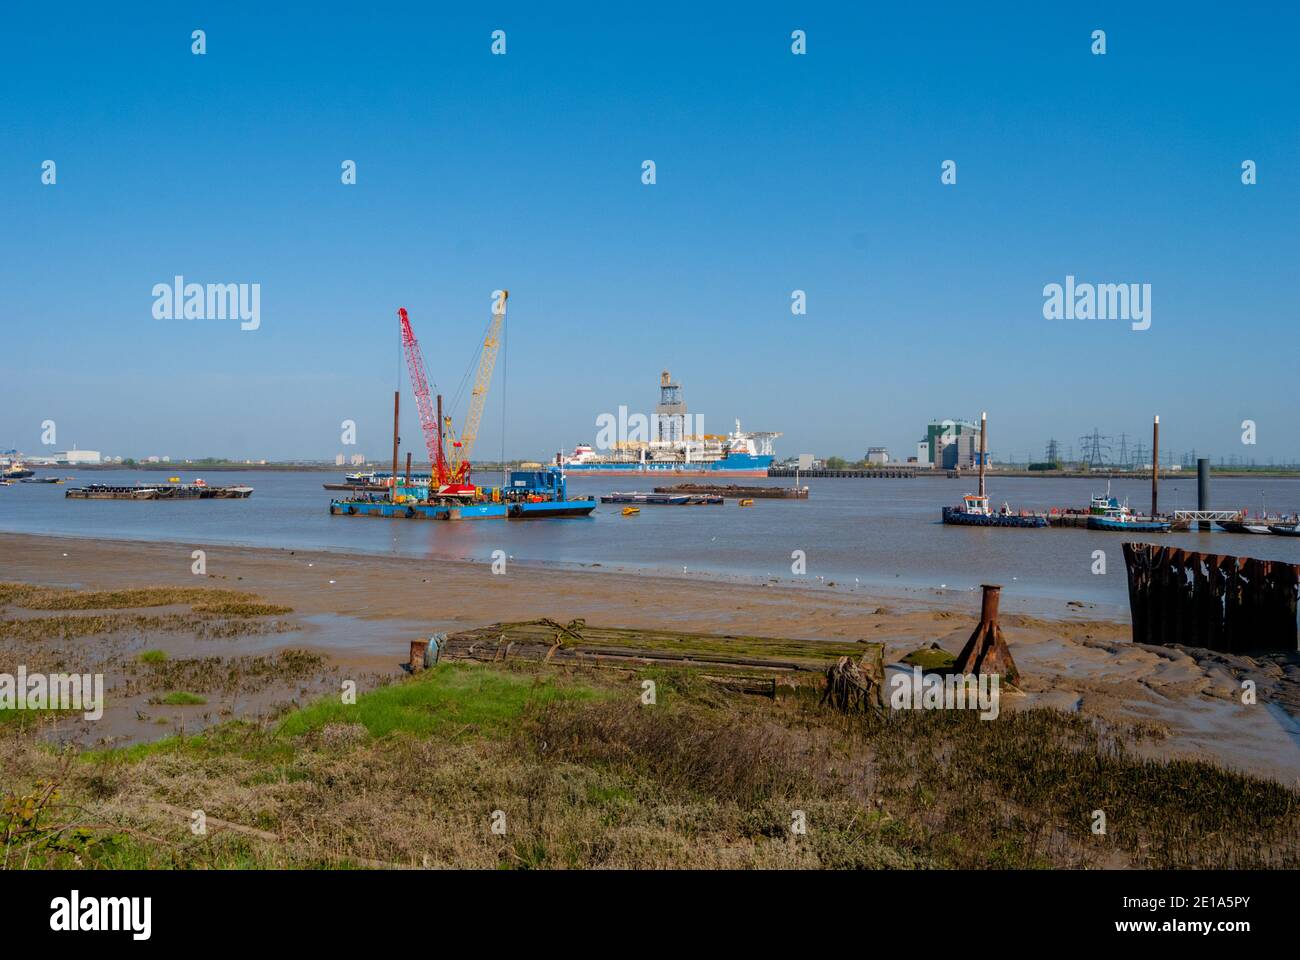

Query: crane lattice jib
left=448, top=290, right=507, bottom=483
left=397, top=308, right=448, bottom=485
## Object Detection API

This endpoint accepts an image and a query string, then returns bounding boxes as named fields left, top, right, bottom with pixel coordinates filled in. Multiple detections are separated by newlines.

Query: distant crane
left=446, top=290, right=507, bottom=485
left=398, top=307, right=455, bottom=491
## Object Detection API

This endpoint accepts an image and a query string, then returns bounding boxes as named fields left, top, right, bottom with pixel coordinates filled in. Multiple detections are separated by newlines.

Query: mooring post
left=954, top=583, right=1020, bottom=684
left=408, top=638, right=430, bottom=673
left=979, top=581, right=1001, bottom=624
left=1151, top=414, right=1160, bottom=518
left=391, top=390, right=401, bottom=502
left=1197, top=457, right=1210, bottom=531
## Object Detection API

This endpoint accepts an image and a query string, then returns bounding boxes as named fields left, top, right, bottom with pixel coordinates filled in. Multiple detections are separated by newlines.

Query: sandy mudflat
left=2, top=531, right=1298, bottom=782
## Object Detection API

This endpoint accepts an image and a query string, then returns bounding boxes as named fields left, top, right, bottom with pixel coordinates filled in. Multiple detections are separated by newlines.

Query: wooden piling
left=1151, top=414, right=1160, bottom=517
left=391, top=390, right=401, bottom=502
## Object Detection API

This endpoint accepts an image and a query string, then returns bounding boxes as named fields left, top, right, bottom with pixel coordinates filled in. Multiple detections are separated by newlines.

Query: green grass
left=153, top=691, right=207, bottom=706
left=900, top=646, right=957, bottom=671
left=137, top=650, right=168, bottom=664
left=276, top=662, right=605, bottom=740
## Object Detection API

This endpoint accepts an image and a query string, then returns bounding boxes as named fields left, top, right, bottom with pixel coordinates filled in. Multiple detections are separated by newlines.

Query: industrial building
left=921, top=419, right=987, bottom=470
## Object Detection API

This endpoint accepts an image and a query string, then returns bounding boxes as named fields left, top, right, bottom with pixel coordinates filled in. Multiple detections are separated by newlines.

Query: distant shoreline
left=21, top=462, right=1300, bottom=480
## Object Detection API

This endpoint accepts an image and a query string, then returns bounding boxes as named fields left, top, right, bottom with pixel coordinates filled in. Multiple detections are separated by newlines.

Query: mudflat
left=2, top=531, right=1298, bottom=782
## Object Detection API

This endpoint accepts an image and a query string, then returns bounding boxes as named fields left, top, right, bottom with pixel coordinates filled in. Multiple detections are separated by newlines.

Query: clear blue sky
left=3, top=3, right=1297, bottom=464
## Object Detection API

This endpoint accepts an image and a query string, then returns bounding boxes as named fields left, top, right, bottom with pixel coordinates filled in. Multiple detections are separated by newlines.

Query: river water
left=4, top=470, right=1299, bottom=619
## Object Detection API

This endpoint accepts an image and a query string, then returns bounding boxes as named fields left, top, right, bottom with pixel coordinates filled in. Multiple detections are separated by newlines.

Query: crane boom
left=448, top=289, right=507, bottom=484
left=397, top=307, right=448, bottom=485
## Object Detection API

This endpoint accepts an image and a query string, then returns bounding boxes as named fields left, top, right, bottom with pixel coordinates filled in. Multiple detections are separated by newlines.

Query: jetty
left=66, top=483, right=253, bottom=500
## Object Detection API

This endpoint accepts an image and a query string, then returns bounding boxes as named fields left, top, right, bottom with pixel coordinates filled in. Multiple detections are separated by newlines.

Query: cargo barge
left=563, top=371, right=780, bottom=477
left=653, top=483, right=808, bottom=499
left=600, top=492, right=724, bottom=505
left=66, top=482, right=253, bottom=500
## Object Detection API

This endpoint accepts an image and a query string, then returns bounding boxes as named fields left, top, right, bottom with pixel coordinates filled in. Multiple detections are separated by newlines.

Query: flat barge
left=66, top=482, right=253, bottom=500
left=653, top=483, right=808, bottom=499
left=331, top=468, right=595, bottom=521
left=600, top=492, right=723, bottom=505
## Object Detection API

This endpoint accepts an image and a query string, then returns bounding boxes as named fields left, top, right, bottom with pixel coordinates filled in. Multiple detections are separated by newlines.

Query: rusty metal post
left=405, top=451, right=412, bottom=485
left=979, top=581, right=1001, bottom=623
left=408, top=638, right=430, bottom=673
left=953, top=583, right=1020, bottom=683
left=1151, top=414, right=1159, bottom=518
left=391, top=390, right=401, bottom=502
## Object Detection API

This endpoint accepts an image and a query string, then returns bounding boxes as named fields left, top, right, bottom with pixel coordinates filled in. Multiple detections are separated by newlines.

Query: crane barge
left=329, top=293, right=596, bottom=521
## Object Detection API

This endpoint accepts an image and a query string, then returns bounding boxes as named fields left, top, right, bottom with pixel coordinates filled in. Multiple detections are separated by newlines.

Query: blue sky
left=3, top=2, right=1297, bottom=464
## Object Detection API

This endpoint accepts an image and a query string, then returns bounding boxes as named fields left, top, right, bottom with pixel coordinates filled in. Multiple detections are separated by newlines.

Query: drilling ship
left=562, top=372, right=779, bottom=477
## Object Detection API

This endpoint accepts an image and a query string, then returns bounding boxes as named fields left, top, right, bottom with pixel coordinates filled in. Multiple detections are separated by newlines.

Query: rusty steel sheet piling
left=952, top=584, right=1020, bottom=684
left=1122, top=542, right=1300, bottom=654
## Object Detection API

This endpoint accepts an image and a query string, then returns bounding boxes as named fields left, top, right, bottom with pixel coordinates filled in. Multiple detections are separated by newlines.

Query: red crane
left=397, top=307, right=459, bottom=493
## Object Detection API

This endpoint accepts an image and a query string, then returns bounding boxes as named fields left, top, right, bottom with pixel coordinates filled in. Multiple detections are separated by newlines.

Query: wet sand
left=2, top=531, right=1298, bottom=782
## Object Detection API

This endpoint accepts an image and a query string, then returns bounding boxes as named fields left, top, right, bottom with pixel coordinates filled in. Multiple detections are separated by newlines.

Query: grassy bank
left=3, top=659, right=1297, bottom=870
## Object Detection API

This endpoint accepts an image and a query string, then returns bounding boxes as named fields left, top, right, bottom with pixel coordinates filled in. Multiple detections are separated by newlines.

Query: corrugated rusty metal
left=1122, top=542, right=1299, bottom=653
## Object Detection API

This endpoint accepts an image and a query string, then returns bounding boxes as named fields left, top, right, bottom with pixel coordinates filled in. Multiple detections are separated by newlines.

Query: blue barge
left=330, top=467, right=595, bottom=521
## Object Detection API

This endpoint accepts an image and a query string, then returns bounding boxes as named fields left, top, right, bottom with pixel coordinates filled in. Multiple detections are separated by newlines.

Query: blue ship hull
left=329, top=499, right=595, bottom=520
left=1087, top=516, right=1169, bottom=532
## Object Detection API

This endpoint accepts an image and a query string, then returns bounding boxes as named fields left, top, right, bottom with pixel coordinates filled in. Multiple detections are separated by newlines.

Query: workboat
left=2, top=461, right=35, bottom=480
left=1218, top=519, right=1273, bottom=534
left=330, top=466, right=595, bottom=520
left=1086, top=490, right=1170, bottom=532
left=1267, top=522, right=1300, bottom=537
left=942, top=494, right=1047, bottom=528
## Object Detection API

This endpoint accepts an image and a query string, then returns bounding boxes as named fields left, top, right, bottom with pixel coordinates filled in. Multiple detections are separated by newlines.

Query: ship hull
left=330, top=499, right=596, bottom=520
left=566, top=466, right=769, bottom=477
left=1087, top=516, right=1170, bottom=532
left=942, top=506, right=1046, bottom=528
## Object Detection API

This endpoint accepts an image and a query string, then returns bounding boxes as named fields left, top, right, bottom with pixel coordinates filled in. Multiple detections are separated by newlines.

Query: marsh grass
left=152, top=692, right=207, bottom=706
left=0, top=612, right=296, bottom=643
left=4, top=660, right=1298, bottom=870
left=126, top=650, right=324, bottom=697
left=0, top=582, right=292, bottom=622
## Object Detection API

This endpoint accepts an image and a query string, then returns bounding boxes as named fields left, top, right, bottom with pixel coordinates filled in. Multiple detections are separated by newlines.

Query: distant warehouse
left=55, top=449, right=102, bottom=464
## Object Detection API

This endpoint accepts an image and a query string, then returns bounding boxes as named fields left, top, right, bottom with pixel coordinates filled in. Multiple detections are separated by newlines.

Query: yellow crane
left=447, top=289, right=507, bottom=484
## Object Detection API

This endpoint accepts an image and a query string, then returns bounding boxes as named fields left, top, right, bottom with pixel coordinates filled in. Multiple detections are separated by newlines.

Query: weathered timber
left=438, top=618, right=878, bottom=676
left=1122, top=542, right=1299, bottom=654
left=952, top=584, right=1020, bottom=684
left=820, top=646, right=886, bottom=714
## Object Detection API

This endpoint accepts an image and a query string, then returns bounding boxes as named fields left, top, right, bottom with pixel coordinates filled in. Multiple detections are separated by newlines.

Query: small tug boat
left=943, top=494, right=1047, bottom=528
left=940, top=412, right=1046, bottom=528
left=1085, top=490, right=1170, bottom=532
